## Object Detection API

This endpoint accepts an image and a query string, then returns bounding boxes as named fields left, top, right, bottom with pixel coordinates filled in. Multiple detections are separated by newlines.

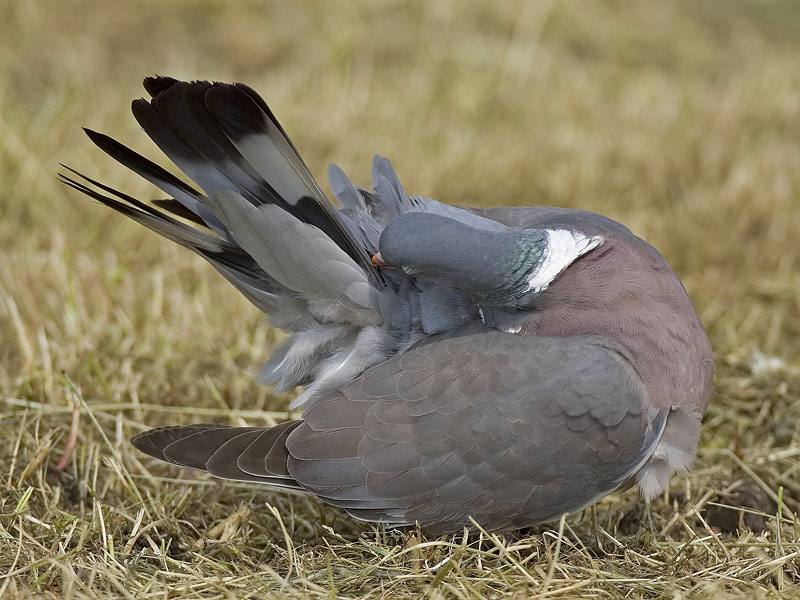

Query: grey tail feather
left=82, top=128, right=230, bottom=238
left=58, top=166, right=246, bottom=269
left=370, top=155, right=414, bottom=220
left=57, top=166, right=288, bottom=314
left=130, top=76, right=382, bottom=288
left=151, top=198, right=208, bottom=227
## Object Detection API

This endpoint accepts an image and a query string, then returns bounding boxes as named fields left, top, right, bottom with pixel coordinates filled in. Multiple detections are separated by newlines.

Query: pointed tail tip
left=82, top=127, right=110, bottom=146
left=129, top=430, right=153, bottom=451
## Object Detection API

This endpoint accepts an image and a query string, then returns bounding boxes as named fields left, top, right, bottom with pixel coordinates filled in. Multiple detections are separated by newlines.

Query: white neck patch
left=525, top=229, right=605, bottom=293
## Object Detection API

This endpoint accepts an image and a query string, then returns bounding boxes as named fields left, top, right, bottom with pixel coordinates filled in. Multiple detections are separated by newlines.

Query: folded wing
left=132, top=323, right=665, bottom=533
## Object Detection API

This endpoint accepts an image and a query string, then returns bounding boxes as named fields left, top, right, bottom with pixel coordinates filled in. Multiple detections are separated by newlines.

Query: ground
left=1, top=1, right=799, bottom=598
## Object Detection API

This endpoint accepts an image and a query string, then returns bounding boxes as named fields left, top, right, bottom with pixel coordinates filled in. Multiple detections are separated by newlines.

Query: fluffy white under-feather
left=636, top=408, right=702, bottom=500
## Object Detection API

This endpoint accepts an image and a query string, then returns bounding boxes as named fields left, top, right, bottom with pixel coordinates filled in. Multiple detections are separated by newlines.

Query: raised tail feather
left=61, top=77, right=404, bottom=404
left=138, top=76, right=381, bottom=287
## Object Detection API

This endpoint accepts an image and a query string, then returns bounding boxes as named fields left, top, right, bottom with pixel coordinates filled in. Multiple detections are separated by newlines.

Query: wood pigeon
left=61, top=77, right=713, bottom=534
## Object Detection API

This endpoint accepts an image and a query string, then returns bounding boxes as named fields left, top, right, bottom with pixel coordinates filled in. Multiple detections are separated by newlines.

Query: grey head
left=376, top=211, right=604, bottom=310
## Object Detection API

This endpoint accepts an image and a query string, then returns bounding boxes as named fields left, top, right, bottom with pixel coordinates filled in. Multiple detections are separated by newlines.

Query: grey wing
left=288, top=323, right=665, bottom=533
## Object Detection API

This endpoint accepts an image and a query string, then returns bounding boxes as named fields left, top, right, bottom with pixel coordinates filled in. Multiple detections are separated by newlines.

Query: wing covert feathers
left=130, top=326, right=662, bottom=533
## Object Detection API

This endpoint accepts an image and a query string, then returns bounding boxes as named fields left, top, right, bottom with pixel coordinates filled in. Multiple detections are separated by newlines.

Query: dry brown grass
left=1, top=1, right=800, bottom=597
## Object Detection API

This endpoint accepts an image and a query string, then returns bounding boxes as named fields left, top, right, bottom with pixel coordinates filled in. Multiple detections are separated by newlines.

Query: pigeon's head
left=376, top=212, right=601, bottom=307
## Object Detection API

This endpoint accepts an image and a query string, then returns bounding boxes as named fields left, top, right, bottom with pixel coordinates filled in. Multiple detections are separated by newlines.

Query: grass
left=1, top=0, right=800, bottom=597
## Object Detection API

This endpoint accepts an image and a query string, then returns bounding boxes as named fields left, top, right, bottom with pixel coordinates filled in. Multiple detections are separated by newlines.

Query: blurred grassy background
left=1, top=1, right=799, bottom=598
